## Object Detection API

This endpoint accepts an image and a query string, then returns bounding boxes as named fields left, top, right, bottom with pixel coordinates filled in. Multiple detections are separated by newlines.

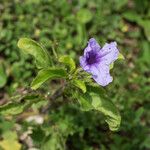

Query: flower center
left=86, top=51, right=100, bottom=65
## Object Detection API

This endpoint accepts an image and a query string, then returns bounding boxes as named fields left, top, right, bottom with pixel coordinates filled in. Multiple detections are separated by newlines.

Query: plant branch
left=41, top=86, right=65, bottom=114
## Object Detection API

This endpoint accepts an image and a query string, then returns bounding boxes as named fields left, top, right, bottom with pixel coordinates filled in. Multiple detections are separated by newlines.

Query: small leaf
left=0, top=63, right=7, bottom=88
left=31, top=68, right=67, bottom=90
left=17, top=38, right=52, bottom=69
left=109, top=63, right=114, bottom=70
left=109, top=53, right=124, bottom=69
left=72, top=79, right=86, bottom=93
left=118, top=53, right=124, bottom=60
left=59, top=55, right=76, bottom=72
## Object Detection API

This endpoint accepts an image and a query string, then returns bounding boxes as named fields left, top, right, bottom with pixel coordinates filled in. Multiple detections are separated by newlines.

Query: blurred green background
left=0, top=0, right=150, bottom=150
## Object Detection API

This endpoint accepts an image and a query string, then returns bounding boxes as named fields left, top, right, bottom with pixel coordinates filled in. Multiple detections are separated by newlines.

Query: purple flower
left=80, top=38, right=119, bottom=86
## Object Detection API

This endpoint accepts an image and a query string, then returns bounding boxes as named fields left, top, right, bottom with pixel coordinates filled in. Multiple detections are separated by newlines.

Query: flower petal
left=90, top=64, right=113, bottom=86
left=79, top=39, right=119, bottom=87
left=89, top=38, right=101, bottom=50
left=79, top=56, right=90, bottom=72
left=84, top=38, right=101, bottom=55
left=100, top=42, right=119, bottom=65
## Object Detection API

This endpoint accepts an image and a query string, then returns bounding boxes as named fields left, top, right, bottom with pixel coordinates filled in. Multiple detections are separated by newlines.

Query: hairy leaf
left=78, top=86, right=121, bottom=131
left=17, top=38, right=52, bottom=69
left=31, top=68, right=67, bottom=90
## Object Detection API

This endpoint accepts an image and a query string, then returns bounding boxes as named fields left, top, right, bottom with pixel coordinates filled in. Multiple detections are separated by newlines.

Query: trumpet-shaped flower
left=80, top=38, right=119, bottom=86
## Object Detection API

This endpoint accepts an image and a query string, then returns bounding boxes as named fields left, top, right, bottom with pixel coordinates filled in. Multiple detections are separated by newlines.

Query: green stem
left=52, top=44, right=58, bottom=59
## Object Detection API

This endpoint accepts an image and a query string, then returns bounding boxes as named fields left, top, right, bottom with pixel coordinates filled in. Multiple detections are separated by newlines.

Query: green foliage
left=17, top=38, right=120, bottom=131
left=41, top=132, right=66, bottom=150
left=110, top=53, right=124, bottom=69
left=0, top=102, right=27, bottom=116
left=0, top=63, right=7, bottom=88
left=78, top=86, right=121, bottom=131
left=123, top=11, right=150, bottom=41
left=72, top=79, right=86, bottom=93
left=140, top=41, right=150, bottom=64
left=18, top=38, right=52, bottom=68
left=118, top=53, right=125, bottom=60
left=59, top=55, right=76, bottom=72
left=76, top=9, right=93, bottom=24
left=0, top=131, right=21, bottom=150
left=0, top=95, right=44, bottom=116
left=31, top=68, right=67, bottom=90
left=0, top=0, right=149, bottom=150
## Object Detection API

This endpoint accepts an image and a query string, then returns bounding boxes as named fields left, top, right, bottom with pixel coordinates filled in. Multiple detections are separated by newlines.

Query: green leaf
left=109, top=53, right=124, bottom=70
left=114, top=0, right=128, bottom=10
left=76, top=9, right=93, bottom=24
left=140, top=41, right=150, bottom=64
left=31, top=68, right=67, bottom=90
left=78, top=93, right=92, bottom=111
left=0, top=95, right=43, bottom=116
left=0, top=103, right=26, bottom=115
left=141, top=136, right=150, bottom=149
left=0, top=63, right=7, bottom=88
left=123, top=11, right=142, bottom=23
left=118, top=53, right=125, bottom=60
left=59, top=55, right=76, bottom=72
left=0, top=131, right=21, bottom=150
left=138, top=20, right=150, bottom=42
left=17, top=38, right=52, bottom=69
left=77, top=86, right=121, bottom=131
left=72, top=79, right=86, bottom=93
left=123, top=12, right=150, bottom=41
left=41, top=130, right=66, bottom=150
left=109, top=63, right=114, bottom=70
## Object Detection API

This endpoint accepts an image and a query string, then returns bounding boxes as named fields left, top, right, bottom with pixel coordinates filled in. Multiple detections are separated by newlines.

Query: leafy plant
left=0, top=0, right=149, bottom=150
left=0, top=37, right=123, bottom=149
